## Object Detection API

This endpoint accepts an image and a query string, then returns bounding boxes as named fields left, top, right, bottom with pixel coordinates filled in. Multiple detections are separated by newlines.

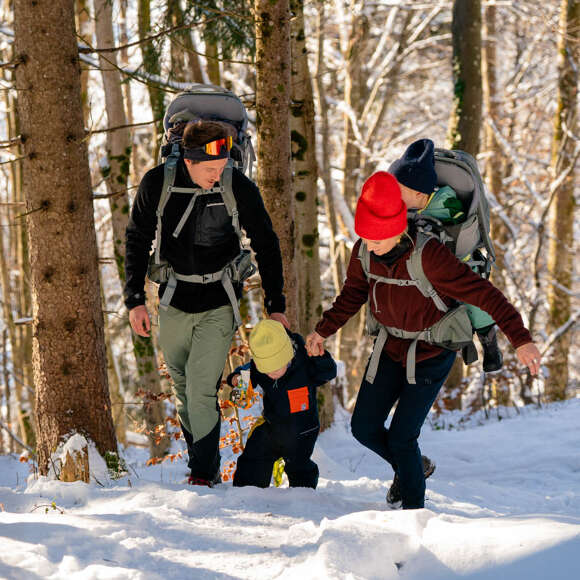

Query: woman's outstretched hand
left=306, top=331, right=325, bottom=357
left=516, top=342, right=542, bottom=376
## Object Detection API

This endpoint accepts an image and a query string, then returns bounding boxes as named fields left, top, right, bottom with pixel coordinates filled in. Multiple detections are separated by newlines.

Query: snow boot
left=188, top=476, right=213, bottom=487
left=188, top=471, right=221, bottom=487
left=477, top=324, right=503, bottom=374
left=386, top=455, right=436, bottom=507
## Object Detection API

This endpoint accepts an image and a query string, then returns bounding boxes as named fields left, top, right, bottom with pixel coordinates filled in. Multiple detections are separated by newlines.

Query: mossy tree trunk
left=94, top=0, right=169, bottom=456
left=447, top=0, right=482, bottom=154
left=254, top=0, right=297, bottom=328
left=290, top=0, right=333, bottom=429
left=546, top=0, right=578, bottom=401
left=14, top=0, right=117, bottom=475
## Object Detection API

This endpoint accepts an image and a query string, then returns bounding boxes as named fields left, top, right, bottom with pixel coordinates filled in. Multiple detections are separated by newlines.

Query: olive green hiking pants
left=159, top=304, right=236, bottom=442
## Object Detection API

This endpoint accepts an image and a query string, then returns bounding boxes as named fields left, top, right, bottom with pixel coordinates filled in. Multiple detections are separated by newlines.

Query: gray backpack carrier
left=361, top=148, right=496, bottom=385
left=147, top=84, right=257, bottom=327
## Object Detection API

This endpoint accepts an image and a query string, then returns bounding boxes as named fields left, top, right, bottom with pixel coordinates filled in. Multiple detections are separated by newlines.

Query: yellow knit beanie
left=249, top=320, right=294, bottom=374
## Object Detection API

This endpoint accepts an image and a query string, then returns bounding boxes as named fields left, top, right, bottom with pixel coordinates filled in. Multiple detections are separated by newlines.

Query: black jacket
left=124, top=160, right=285, bottom=314
left=229, top=332, right=337, bottom=436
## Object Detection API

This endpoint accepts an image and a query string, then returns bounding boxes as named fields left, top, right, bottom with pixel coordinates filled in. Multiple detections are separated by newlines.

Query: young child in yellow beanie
left=227, top=319, right=337, bottom=489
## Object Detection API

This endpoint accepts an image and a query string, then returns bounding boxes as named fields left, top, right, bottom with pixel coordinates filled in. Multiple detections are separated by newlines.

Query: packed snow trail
left=1, top=399, right=579, bottom=579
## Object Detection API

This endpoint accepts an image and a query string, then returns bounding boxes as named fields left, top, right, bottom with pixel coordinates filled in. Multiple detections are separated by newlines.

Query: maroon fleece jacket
left=315, top=238, right=532, bottom=366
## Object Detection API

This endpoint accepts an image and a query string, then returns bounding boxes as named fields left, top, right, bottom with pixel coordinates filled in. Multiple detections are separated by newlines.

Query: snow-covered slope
left=1, top=399, right=579, bottom=580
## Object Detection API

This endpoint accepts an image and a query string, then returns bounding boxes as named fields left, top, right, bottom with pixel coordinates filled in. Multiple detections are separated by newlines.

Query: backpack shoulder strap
left=357, top=240, right=371, bottom=277
left=154, top=143, right=181, bottom=264
left=406, top=232, right=449, bottom=312
left=220, top=160, right=242, bottom=242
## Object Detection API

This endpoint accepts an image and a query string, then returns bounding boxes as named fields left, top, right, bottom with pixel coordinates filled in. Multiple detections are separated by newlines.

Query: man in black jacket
left=124, top=120, right=288, bottom=486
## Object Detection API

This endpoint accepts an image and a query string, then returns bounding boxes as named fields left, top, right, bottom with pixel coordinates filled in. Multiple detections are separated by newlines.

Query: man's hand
left=129, top=305, right=151, bottom=337
left=516, top=342, right=541, bottom=376
left=305, top=331, right=325, bottom=357
left=269, top=312, right=290, bottom=329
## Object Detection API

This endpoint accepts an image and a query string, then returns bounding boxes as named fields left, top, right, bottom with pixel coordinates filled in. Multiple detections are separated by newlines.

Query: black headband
left=182, top=147, right=230, bottom=162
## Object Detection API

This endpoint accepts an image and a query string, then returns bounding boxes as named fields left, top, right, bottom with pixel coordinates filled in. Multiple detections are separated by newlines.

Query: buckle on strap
left=202, top=272, right=218, bottom=283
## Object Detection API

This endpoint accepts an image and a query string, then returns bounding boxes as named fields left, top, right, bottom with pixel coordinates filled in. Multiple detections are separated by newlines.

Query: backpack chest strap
left=171, top=186, right=223, bottom=239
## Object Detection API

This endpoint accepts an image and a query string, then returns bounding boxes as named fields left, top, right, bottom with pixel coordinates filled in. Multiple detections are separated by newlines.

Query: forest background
left=0, top=0, right=577, bottom=479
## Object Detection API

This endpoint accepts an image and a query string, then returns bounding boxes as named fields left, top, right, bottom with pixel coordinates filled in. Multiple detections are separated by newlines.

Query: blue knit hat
left=388, top=139, right=437, bottom=195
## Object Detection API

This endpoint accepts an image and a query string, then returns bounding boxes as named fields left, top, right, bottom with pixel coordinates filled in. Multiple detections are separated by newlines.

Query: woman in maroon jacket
left=306, top=172, right=541, bottom=510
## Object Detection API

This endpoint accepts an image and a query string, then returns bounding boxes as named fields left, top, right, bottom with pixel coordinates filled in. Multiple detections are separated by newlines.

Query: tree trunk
left=255, top=0, right=297, bottom=328
left=94, top=0, right=169, bottom=456
left=341, top=14, right=369, bottom=211
left=482, top=4, right=509, bottom=293
left=447, top=0, right=483, bottom=154
left=14, top=0, right=117, bottom=475
left=118, top=0, right=141, bottom=187
left=290, top=0, right=321, bottom=336
left=204, top=36, right=221, bottom=86
left=137, top=0, right=165, bottom=146
left=290, top=0, right=333, bottom=429
left=444, top=0, right=483, bottom=410
left=313, top=2, right=344, bottom=292
left=546, top=0, right=578, bottom=400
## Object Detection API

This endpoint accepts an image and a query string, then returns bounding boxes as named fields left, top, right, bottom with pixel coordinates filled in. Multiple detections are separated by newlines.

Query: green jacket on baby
left=418, top=185, right=464, bottom=225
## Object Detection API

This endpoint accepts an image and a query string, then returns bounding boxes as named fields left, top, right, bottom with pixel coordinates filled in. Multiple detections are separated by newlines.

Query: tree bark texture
left=14, top=0, right=117, bottom=474
left=254, top=0, right=297, bottom=328
left=546, top=0, right=578, bottom=400
left=447, top=0, right=483, bottom=156
left=290, top=0, right=321, bottom=336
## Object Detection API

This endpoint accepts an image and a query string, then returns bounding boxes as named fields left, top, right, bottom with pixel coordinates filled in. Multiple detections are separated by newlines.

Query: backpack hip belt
left=366, top=304, right=473, bottom=385
left=157, top=248, right=255, bottom=327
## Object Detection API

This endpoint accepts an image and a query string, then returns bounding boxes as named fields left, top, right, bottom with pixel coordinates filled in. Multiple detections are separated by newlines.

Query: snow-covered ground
left=1, top=399, right=579, bottom=580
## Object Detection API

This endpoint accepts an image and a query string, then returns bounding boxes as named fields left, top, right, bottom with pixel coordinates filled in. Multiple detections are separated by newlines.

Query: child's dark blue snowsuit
left=230, top=332, right=336, bottom=489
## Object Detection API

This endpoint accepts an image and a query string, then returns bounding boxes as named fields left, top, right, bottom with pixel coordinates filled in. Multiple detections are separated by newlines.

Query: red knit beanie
left=354, top=172, right=406, bottom=239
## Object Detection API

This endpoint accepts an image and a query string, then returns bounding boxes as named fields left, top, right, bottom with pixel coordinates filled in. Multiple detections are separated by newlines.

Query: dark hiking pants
left=351, top=349, right=455, bottom=509
left=233, top=422, right=319, bottom=489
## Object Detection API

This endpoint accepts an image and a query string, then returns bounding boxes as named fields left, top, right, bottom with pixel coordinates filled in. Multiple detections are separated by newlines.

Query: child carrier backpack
left=360, top=148, right=496, bottom=385
left=147, top=83, right=257, bottom=327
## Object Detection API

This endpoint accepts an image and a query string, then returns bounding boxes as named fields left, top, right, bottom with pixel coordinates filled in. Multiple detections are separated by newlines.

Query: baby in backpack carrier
left=225, top=320, right=337, bottom=489
left=389, top=138, right=503, bottom=373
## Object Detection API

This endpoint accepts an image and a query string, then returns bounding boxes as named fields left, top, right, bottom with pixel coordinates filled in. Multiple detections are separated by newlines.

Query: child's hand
left=306, top=331, right=325, bottom=356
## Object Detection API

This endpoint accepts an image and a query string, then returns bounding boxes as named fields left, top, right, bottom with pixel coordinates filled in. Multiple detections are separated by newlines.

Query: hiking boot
left=188, top=476, right=213, bottom=487
left=477, top=325, right=503, bottom=374
left=386, top=455, right=436, bottom=507
left=187, top=472, right=221, bottom=487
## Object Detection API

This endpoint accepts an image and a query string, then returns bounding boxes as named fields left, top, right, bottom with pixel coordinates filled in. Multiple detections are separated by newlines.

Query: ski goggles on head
left=183, top=136, right=233, bottom=162
left=203, top=136, right=233, bottom=156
